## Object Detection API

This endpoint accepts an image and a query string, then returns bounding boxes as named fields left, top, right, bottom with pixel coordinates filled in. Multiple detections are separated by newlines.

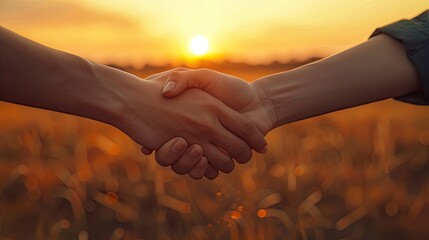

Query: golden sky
left=1, top=0, right=427, bottom=65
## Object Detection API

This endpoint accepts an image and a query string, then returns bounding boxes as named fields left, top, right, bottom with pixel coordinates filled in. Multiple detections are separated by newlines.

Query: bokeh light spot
left=257, top=209, right=267, bottom=218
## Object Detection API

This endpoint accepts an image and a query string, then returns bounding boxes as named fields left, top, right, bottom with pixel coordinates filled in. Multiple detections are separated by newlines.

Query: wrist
left=249, top=81, right=276, bottom=135
left=78, top=61, right=142, bottom=128
left=253, top=69, right=317, bottom=129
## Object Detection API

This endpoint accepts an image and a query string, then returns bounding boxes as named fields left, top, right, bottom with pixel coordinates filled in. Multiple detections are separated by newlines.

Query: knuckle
left=241, top=119, right=254, bottom=136
left=199, top=68, right=210, bottom=73
left=197, top=120, right=215, bottom=134
left=197, top=68, right=214, bottom=80
left=199, top=97, right=220, bottom=113
left=168, top=71, right=182, bottom=80
left=201, top=68, right=216, bottom=78
left=173, top=154, right=200, bottom=174
left=173, top=67, right=187, bottom=71
left=186, top=148, right=202, bottom=160
left=232, top=143, right=249, bottom=157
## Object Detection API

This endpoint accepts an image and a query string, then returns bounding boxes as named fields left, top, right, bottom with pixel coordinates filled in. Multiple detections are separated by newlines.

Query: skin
left=0, top=26, right=268, bottom=180
left=155, top=34, right=422, bottom=175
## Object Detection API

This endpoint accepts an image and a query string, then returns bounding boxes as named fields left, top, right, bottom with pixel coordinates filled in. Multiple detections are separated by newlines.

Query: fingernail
left=162, top=81, right=176, bottom=94
left=189, top=146, right=202, bottom=158
left=171, top=138, right=187, bottom=154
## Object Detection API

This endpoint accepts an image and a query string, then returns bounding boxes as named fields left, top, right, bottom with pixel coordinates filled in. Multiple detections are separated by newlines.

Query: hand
left=109, top=68, right=267, bottom=179
left=162, top=68, right=274, bottom=134
left=150, top=68, right=275, bottom=178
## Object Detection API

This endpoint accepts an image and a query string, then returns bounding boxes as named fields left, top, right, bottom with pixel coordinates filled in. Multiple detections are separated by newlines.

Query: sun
left=189, top=35, right=209, bottom=56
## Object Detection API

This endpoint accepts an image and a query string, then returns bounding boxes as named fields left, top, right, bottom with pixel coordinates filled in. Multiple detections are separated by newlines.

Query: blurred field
left=1, top=67, right=429, bottom=240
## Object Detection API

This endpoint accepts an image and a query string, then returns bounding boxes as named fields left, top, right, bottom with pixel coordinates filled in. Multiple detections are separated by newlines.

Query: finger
left=147, top=67, right=188, bottom=81
left=171, top=144, right=203, bottom=175
left=204, top=144, right=234, bottom=173
left=164, top=68, right=267, bottom=154
left=154, top=137, right=188, bottom=167
left=188, top=157, right=208, bottom=179
left=162, top=69, right=213, bottom=97
left=218, top=108, right=267, bottom=153
left=140, top=146, right=153, bottom=155
left=205, top=163, right=219, bottom=180
left=209, top=126, right=252, bottom=164
left=162, top=69, right=251, bottom=109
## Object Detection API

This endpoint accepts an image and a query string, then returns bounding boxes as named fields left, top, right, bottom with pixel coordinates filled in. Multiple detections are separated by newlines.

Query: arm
left=155, top=34, right=423, bottom=167
left=161, top=34, right=422, bottom=129
left=254, top=33, right=421, bottom=127
left=0, top=26, right=120, bottom=123
left=0, top=27, right=268, bottom=179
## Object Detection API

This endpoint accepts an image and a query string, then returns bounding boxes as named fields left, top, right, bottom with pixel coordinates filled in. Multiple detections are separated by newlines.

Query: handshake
left=110, top=26, right=422, bottom=180
left=2, top=25, right=422, bottom=181
left=116, top=68, right=276, bottom=180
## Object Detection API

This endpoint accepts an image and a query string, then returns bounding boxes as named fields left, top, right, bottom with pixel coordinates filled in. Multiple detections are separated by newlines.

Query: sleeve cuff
left=370, top=10, right=429, bottom=105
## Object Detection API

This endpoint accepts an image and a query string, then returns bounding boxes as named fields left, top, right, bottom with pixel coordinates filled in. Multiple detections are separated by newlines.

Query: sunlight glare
left=190, top=35, right=209, bottom=56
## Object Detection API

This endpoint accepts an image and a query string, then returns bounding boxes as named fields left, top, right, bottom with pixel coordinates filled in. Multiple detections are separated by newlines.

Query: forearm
left=0, top=26, right=133, bottom=126
left=254, top=34, right=421, bottom=128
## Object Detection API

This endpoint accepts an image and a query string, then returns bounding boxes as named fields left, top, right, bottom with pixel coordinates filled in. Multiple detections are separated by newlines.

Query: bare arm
left=0, top=26, right=123, bottom=123
left=255, top=34, right=421, bottom=128
left=156, top=34, right=423, bottom=168
left=0, top=27, right=268, bottom=179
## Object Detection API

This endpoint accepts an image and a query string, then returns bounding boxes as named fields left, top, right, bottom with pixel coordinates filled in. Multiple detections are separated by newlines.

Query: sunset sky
left=1, top=0, right=427, bottom=66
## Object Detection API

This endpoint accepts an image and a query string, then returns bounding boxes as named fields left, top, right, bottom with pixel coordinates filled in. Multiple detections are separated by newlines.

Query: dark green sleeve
left=370, top=10, right=429, bottom=105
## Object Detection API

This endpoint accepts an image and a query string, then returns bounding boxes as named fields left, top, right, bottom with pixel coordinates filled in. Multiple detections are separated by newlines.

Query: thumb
left=162, top=68, right=253, bottom=110
left=162, top=70, right=211, bottom=97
